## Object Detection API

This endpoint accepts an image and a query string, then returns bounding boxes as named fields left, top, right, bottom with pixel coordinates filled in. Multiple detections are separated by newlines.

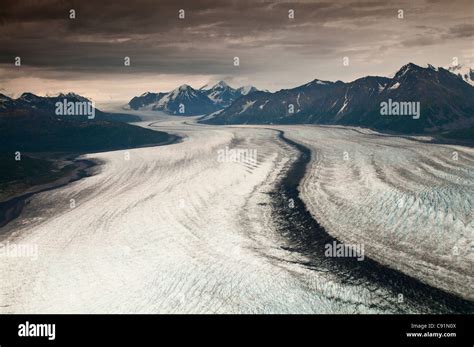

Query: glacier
left=0, top=114, right=472, bottom=313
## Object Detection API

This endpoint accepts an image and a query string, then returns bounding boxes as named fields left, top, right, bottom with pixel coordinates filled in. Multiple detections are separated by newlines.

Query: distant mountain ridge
left=127, top=81, right=259, bottom=115
left=201, top=81, right=258, bottom=108
left=0, top=92, right=173, bottom=153
left=202, top=63, right=474, bottom=134
left=0, top=92, right=141, bottom=122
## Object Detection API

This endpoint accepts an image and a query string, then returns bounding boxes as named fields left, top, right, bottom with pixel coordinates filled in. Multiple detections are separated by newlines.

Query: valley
left=1, top=112, right=472, bottom=313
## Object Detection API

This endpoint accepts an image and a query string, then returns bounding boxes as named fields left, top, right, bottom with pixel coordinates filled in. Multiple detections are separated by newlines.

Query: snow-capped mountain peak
left=213, top=81, right=230, bottom=89
left=174, top=84, right=194, bottom=94
left=178, top=84, right=192, bottom=90
left=57, top=92, right=89, bottom=101
left=447, top=64, right=474, bottom=86
left=203, top=62, right=473, bottom=134
left=19, top=92, right=42, bottom=103
left=237, top=85, right=258, bottom=95
left=395, top=62, right=421, bottom=78
left=167, top=84, right=198, bottom=101
left=136, top=84, right=217, bottom=115
left=128, top=82, right=259, bottom=115
left=305, top=79, right=332, bottom=87
left=204, top=81, right=258, bottom=107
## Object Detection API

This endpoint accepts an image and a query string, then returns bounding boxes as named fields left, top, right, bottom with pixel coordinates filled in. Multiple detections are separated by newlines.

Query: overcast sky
left=0, top=0, right=473, bottom=102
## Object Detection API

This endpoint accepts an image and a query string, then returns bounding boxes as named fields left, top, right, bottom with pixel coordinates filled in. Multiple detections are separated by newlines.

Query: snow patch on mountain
left=239, top=100, right=257, bottom=114
left=237, top=85, right=257, bottom=95
left=447, top=64, right=474, bottom=86
left=305, top=79, right=331, bottom=87
left=259, top=100, right=269, bottom=109
left=388, top=82, right=401, bottom=90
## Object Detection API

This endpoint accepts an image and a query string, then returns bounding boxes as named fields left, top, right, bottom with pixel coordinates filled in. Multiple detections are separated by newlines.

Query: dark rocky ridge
left=202, top=63, right=474, bottom=135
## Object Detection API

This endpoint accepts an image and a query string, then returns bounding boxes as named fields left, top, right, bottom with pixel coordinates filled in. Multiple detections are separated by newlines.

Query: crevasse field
left=0, top=112, right=473, bottom=313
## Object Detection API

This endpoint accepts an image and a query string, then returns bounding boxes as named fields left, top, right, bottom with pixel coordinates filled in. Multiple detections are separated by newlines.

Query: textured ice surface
left=285, top=126, right=473, bottom=300
left=0, top=117, right=381, bottom=313
left=0, top=117, right=472, bottom=313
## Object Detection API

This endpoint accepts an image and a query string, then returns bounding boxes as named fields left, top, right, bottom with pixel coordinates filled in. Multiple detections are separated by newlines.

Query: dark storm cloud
left=448, top=24, right=474, bottom=38
left=401, top=35, right=440, bottom=48
left=0, top=0, right=349, bottom=75
left=400, top=22, right=473, bottom=47
left=0, top=0, right=472, bottom=99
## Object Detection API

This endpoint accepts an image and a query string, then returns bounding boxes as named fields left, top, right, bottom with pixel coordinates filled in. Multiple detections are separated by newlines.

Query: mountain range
left=201, top=81, right=259, bottom=108
left=0, top=92, right=140, bottom=122
left=0, top=93, right=172, bottom=152
left=4, top=62, right=474, bottom=139
left=201, top=63, right=474, bottom=134
left=127, top=82, right=259, bottom=115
